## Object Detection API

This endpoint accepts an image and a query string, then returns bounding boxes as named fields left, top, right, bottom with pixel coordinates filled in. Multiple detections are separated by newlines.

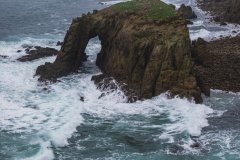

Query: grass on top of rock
left=112, top=0, right=176, bottom=21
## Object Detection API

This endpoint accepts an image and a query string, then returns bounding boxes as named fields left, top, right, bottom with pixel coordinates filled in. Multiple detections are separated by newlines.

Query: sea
left=0, top=0, right=240, bottom=159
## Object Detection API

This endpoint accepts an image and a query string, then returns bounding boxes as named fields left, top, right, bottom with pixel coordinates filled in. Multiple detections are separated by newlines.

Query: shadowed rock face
left=197, top=0, right=240, bottom=24
left=36, top=0, right=203, bottom=103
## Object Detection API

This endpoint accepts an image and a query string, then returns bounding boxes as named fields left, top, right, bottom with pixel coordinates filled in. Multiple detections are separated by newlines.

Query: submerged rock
left=36, top=0, right=203, bottom=103
left=0, top=55, right=8, bottom=59
left=18, top=46, right=58, bottom=62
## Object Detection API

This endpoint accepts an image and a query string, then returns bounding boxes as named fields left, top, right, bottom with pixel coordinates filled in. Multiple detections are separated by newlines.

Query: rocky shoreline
left=192, top=36, right=240, bottom=94
left=30, top=0, right=239, bottom=103
left=197, top=0, right=240, bottom=24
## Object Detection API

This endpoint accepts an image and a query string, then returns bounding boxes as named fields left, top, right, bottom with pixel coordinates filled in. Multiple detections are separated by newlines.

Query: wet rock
left=178, top=4, right=197, bottom=19
left=92, top=74, right=138, bottom=102
left=168, top=144, right=184, bottom=153
left=22, top=44, right=33, bottom=49
left=220, top=22, right=227, bottom=26
left=80, top=96, right=84, bottom=102
left=190, top=142, right=201, bottom=148
left=18, top=47, right=58, bottom=62
left=186, top=20, right=194, bottom=25
left=213, top=16, right=220, bottom=22
left=17, top=50, right=22, bottom=53
left=93, top=9, right=98, bottom=14
left=0, top=55, right=8, bottom=59
left=56, top=41, right=63, bottom=46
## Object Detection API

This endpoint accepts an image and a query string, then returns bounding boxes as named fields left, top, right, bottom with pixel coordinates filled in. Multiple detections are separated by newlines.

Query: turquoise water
left=0, top=0, right=240, bottom=160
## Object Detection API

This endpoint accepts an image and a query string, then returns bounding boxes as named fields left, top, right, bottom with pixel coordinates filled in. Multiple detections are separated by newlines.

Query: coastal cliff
left=36, top=0, right=203, bottom=103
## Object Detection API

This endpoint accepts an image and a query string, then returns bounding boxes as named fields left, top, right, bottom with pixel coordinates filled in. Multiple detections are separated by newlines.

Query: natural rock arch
left=36, top=1, right=203, bottom=103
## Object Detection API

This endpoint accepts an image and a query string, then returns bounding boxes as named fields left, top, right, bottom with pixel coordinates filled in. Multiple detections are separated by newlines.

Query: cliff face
left=197, top=0, right=240, bottom=24
left=36, top=0, right=203, bottom=103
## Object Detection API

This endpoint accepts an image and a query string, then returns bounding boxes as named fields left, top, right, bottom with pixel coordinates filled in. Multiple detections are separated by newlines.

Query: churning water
left=0, top=0, right=239, bottom=160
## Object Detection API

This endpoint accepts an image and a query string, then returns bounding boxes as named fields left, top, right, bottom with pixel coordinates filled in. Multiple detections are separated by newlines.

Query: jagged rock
left=178, top=4, right=197, bottom=19
left=192, top=36, right=240, bottom=94
left=220, top=22, right=227, bottom=26
left=56, top=41, right=63, bottom=46
left=190, top=142, right=201, bottom=148
left=36, top=0, right=203, bottom=103
left=197, top=0, right=240, bottom=24
left=18, top=47, right=58, bottom=62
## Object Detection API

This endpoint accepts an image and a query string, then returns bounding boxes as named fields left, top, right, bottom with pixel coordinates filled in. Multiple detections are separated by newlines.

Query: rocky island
left=35, top=0, right=204, bottom=103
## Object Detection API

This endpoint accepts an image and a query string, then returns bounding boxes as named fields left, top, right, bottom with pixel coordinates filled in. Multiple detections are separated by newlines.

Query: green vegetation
left=112, top=1, right=137, bottom=12
left=112, top=0, right=176, bottom=20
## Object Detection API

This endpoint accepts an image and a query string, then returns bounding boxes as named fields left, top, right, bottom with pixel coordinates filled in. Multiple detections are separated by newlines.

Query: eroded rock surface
left=36, top=0, right=203, bottom=103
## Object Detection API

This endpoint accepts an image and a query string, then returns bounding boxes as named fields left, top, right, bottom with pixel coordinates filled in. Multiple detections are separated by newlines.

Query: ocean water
left=0, top=0, right=239, bottom=160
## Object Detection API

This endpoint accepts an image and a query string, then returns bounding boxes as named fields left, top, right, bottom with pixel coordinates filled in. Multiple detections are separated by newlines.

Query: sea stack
left=36, top=0, right=203, bottom=103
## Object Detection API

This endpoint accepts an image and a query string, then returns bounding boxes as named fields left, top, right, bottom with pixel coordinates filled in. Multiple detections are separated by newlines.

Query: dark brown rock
left=178, top=4, right=197, bottom=19
left=18, top=47, right=58, bottom=62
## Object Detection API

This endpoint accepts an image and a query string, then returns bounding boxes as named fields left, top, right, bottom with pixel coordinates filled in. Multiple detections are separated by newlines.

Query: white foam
left=82, top=90, right=214, bottom=137
left=211, top=89, right=240, bottom=96
left=0, top=36, right=84, bottom=159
